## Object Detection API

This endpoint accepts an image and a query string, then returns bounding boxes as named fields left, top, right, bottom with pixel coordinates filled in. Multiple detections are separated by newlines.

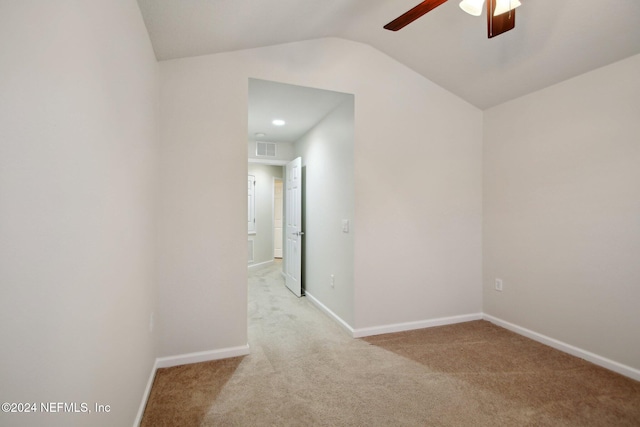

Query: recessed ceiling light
left=272, top=119, right=286, bottom=126
left=255, top=132, right=266, bottom=138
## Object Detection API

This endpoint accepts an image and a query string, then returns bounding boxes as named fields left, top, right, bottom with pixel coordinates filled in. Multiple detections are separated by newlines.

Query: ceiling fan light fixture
left=493, top=0, right=521, bottom=16
left=459, top=0, right=485, bottom=16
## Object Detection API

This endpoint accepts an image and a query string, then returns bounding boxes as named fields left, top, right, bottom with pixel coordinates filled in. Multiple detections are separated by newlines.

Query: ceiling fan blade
left=384, top=0, right=448, bottom=31
left=487, top=0, right=516, bottom=38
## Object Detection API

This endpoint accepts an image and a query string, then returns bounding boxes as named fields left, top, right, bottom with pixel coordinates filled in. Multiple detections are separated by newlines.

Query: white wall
left=0, top=1, right=158, bottom=426
left=295, top=98, right=355, bottom=325
left=157, top=37, right=482, bottom=356
left=352, top=47, right=483, bottom=332
left=484, top=53, right=640, bottom=372
left=156, top=54, right=248, bottom=357
left=248, top=164, right=283, bottom=266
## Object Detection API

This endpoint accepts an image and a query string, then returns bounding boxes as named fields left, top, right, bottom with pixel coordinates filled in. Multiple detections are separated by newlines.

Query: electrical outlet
left=330, top=274, right=335, bottom=288
left=495, top=278, right=503, bottom=292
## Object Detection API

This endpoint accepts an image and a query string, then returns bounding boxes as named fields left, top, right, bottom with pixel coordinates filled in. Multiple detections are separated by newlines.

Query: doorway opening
left=273, top=178, right=283, bottom=259
left=247, top=77, right=355, bottom=328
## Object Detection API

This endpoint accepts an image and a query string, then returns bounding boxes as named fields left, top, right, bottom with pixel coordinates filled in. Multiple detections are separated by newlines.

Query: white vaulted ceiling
left=137, top=0, right=640, bottom=109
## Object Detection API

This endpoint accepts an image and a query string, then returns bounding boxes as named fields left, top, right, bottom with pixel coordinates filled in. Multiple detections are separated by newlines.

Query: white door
left=273, top=179, right=283, bottom=258
left=285, top=157, right=303, bottom=297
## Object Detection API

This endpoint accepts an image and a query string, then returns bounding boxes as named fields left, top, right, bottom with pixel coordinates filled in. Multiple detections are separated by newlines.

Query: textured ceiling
left=137, top=0, right=640, bottom=109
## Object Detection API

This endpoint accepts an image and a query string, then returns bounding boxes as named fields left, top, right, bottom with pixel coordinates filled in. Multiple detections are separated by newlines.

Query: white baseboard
left=306, top=304, right=640, bottom=381
left=248, top=260, right=274, bottom=271
left=155, top=344, right=250, bottom=369
left=305, top=291, right=483, bottom=340
left=305, top=292, right=355, bottom=336
left=133, top=359, right=159, bottom=427
left=483, top=314, right=640, bottom=382
left=353, top=313, right=484, bottom=338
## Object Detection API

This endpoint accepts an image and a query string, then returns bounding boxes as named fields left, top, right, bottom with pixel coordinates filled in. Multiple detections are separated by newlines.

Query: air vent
left=256, top=142, right=276, bottom=157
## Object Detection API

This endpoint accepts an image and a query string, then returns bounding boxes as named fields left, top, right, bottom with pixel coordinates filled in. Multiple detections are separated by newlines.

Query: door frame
left=272, top=177, right=284, bottom=259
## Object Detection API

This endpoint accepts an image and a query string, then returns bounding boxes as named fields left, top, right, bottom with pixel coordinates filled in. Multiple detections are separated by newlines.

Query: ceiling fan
left=384, top=0, right=522, bottom=39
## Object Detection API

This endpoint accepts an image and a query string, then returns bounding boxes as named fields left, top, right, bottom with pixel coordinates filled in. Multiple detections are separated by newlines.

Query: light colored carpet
left=141, top=261, right=640, bottom=426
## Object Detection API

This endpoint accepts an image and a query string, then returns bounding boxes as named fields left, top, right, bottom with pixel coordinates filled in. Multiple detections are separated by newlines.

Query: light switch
left=342, top=219, right=349, bottom=233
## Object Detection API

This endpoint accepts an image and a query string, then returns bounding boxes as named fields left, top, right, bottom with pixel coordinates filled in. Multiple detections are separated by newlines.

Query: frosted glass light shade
left=493, top=0, right=522, bottom=16
left=459, top=0, right=485, bottom=16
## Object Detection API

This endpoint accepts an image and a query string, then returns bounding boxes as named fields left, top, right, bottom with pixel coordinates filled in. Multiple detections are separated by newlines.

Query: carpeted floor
left=141, top=261, right=640, bottom=426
